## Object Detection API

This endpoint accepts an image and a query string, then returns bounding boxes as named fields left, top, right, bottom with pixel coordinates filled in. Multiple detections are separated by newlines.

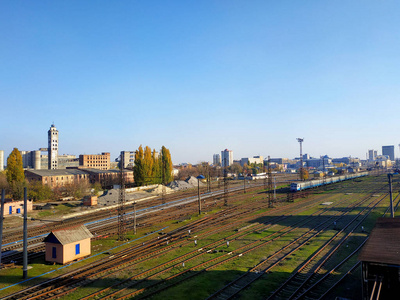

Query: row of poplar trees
left=133, top=145, right=173, bottom=186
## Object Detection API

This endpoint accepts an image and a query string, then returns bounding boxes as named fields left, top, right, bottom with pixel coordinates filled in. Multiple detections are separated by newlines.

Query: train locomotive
left=290, top=171, right=369, bottom=192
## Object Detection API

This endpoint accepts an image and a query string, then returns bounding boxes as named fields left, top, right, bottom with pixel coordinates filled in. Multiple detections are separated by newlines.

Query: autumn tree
left=300, top=168, right=309, bottom=181
left=133, top=145, right=145, bottom=186
left=133, top=145, right=173, bottom=186
left=0, top=171, right=9, bottom=191
left=152, top=150, right=161, bottom=184
left=6, top=148, right=25, bottom=199
left=28, top=181, right=53, bottom=201
left=143, top=146, right=153, bottom=184
left=64, top=180, right=91, bottom=199
left=227, top=163, right=243, bottom=175
left=177, top=165, right=199, bottom=180
left=196, top=162, right=210, bottom=177
left=161, top=146, right=173, bottom=184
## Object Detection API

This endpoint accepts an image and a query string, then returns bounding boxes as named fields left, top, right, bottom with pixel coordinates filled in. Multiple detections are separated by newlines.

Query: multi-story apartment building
left=121, top=151, right=136, bottom=168
left=221, top=149, right=233, bottom=168
left=79, top=152, right=110, bottom=170
left=213, top=154, right=221, bottom=166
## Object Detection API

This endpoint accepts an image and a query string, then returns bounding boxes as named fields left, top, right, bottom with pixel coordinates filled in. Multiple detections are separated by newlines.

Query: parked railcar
left=290, top=172, right=368, bottom=192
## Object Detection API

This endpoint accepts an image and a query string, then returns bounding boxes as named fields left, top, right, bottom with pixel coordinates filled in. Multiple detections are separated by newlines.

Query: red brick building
left=25, top=168, right=134, bottom=189
left=25, top=169, right=90, bottom=188
left=79, top=152, right=110, bottom=170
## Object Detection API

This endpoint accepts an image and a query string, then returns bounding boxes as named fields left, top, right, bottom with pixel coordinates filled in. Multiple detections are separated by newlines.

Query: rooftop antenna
left=297, top=138, right=304, bottom=180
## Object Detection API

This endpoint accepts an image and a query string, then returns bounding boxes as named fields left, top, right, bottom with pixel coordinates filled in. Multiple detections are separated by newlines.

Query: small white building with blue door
left=44, top=225, right=93, bottom=264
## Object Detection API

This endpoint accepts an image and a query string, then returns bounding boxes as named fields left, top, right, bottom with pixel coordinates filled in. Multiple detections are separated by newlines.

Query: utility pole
left=263, top=159, right=267, bottom=190
left=297, top=138, right=304, bottom=181
left=133, top=201, right=137, bottom=235
left=0, top=189, right=5, bottom=269
left=162, top=158, right=166, bottom=204
left=388, top=173, right=394, bottom=218
left=267, top=156, right=273, bottom=208
left=118, top=156, right=127, bottom=241
left=243, top=174, right=246, bottom=194
left=23, top=188, right=28, bottom=279
left=224, top=157, right=228, bottom=206
left=207, top=168, right=211, bottom=193
left=322, top=155, right=326, bottom=187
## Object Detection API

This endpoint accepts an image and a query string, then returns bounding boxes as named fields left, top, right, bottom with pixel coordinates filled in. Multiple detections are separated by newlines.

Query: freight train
left=290, top=171, right=369, bottom=192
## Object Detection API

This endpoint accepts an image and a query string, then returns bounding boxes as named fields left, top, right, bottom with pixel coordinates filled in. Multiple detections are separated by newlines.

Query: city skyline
left=1, top=2, right=400, bottom=164
left=1, top=123, right=398, bottom=167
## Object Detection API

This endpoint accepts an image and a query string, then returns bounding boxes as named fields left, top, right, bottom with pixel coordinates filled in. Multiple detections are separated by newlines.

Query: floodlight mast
left=297, top=138, right=304, bottom=180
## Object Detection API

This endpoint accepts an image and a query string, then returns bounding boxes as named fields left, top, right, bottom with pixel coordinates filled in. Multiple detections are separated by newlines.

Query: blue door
left=75, top=244, right=80, bottom=255
left=17, top=208, right=21, bottom=214
left=52, top=247, right=57, bottom=258
left=9, top=206, right=12, bottom=215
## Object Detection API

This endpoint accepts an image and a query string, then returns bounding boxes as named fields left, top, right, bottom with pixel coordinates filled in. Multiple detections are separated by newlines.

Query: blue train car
left=290, top=172, right=368, bottom=192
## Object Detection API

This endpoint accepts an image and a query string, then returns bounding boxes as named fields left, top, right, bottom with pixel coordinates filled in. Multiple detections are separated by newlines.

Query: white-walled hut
left=44, top=225, right=93, bottom=264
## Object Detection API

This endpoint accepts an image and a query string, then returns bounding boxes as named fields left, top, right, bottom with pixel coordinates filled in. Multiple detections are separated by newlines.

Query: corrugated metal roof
left=44, top=225, right=93, bottom=245
left=25, top=169, right=89, bottom=176
left=358, top=218, right=400, bottom=265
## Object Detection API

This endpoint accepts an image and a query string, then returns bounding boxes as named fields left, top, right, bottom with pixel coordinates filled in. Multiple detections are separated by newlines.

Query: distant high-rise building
left=213, top=154, right=221, bottom=166
left=382, top=145, right=395, bottom=161
left=221, top=149, right=233, bottom=168
left=0, top=150, right=4, bottom=171
left=368, top=149, right=377, bottom=161
left=48, top=124, right=59, bottom=169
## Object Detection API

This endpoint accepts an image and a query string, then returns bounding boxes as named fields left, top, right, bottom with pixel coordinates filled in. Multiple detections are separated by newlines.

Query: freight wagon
left=290, top=171, right=369, bottom=192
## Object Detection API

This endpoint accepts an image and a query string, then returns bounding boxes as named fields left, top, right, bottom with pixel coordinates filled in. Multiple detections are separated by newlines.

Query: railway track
left=1, top=173, right=392, bottom=299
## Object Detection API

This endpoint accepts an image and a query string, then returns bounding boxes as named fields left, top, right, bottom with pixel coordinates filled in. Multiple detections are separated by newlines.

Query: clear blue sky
left=1, top=1, right=400, bottom=164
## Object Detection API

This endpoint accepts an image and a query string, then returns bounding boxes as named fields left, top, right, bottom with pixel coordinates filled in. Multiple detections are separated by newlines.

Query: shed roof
left=44, top=225, right=93, bottom=245
left=358, top=218, right=400, bottom=266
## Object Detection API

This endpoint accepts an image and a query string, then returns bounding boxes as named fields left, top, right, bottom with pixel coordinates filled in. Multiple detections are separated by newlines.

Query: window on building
left=75, top=243, right=80, bottom=255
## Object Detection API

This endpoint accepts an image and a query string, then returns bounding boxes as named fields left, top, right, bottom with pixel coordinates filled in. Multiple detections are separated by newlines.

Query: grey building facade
left=121, top=151, right=136, bottom=168
left=221, top=149, right=233, bottom=168
left=21, top=150, right=41, bottom=170
left=213, top=154, right=221, bottom=166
